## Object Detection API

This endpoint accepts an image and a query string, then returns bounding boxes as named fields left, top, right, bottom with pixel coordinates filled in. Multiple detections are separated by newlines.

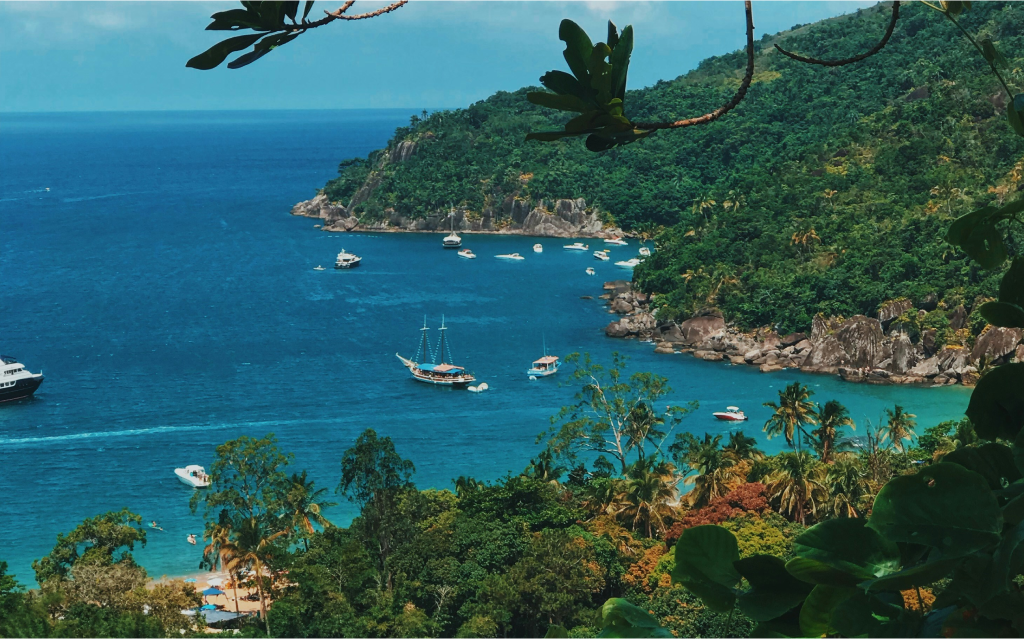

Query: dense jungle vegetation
left=321, top=1, right=1024, bottom=332
left=0, top=367, right=973, bottom=638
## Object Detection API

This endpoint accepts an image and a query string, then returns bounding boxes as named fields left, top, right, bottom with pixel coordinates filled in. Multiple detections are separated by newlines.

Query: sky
left=0, top=1, right=875, bottom=112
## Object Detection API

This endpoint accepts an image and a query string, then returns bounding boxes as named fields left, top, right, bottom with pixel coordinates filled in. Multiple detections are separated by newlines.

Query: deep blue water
left=0, top=110, right=971, bottom=584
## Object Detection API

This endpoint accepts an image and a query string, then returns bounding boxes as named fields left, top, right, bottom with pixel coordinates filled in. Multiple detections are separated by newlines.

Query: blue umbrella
left=202, top=587, right=225, bottom=596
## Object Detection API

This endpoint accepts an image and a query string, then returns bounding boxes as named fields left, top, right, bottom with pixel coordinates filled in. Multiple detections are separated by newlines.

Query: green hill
left=320, top=1, right=1024, bottom=333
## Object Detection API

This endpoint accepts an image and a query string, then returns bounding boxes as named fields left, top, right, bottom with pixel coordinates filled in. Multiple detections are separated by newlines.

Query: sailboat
left=443, top=210, right=462, bottom=248
left=526, top=337, right=560, bottom=378
left=396, top=317, right=476, bottom=387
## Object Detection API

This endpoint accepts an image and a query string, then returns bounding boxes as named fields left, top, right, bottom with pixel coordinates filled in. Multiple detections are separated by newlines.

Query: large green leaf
left=587, top=43, right=613, bottom=103
left=867, top=463, right=1003, bottom=554
left=963, top=221, right=1008, bottom=269
left=942, top=443, right=1021, bottom=490
left=967, top=363, right=1024, bottom=441
left=559, top=20, right=594, bottom=86
left=980, top=37, right=1009, bottom=69
left=1009, top=94, right=1024, bottom=138
left=206, top=8, right=265, bottom=31
left=226, top=32, right=299, bottom=69
left=785, top=557, right=864, bottom=588
left=302, top=1, right=315, bottom=21
left=862, top=555, right=963, bottom=591
left=1000, top=257, right=1024, bottom=307
left=671, top=525, right=741, bottom=612
left=734, top=555, right=813, bottom=621
left=544, top=625, right=569, bottom=638
left=186, top=33, right=266, bottom=70
left=979, top=301, right=1024, bottom=329
left=539, top=70, right=594, bottom=103
left=799, top=585, right=854, bottom=637
left=526, top=92, right=591, bottom=114
left=597, top=598, right=674, bottom=638
left=793, top=519, right=901, bottom=581
left=608, top=25, right=633, bottom=101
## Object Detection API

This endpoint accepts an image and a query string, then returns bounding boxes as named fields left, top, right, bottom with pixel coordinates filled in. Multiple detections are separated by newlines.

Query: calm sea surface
left=0, top=110, right=971, bottom=583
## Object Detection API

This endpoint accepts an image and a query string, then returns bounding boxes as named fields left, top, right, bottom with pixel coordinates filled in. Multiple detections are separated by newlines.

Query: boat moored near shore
left=563, top=242, right=589, bottom=251
left=397, top=317, right=476, bottom=387
left=0, top=355, right=44, bottom=403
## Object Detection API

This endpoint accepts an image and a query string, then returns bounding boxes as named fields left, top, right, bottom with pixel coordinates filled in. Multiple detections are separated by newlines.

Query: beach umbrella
left=206, top=577, right=225, bottom=586
left=202, top=587, right=226, bottom=596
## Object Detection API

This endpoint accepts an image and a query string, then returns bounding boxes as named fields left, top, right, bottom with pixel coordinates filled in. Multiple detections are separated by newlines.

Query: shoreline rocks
left=599, top=282, right=1024, bottom=388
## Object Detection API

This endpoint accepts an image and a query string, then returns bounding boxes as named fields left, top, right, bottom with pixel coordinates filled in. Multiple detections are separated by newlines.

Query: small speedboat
left=713, top=406, right=748, bottom=421
left=175, top=465, right=211, bottom=488
left=335, top=249, right=361, bottom=269
left=615, top=258, right=641, bottom=269
left=313, top=265, right=326, bottom=271
left=533, top=243, right=543, bottom=253
left=496, top=253, right=525, bottom=260
left=585, top=267, right=596, bottom=275
left=563, top=242, right=589, bottom=251
left=604, top=237, right=628, bottom=246
left=458, top=249, right=477, bottom=259
left=638, top=247, right=651, bottom=257
left=594, top=251, right=610, bottom=261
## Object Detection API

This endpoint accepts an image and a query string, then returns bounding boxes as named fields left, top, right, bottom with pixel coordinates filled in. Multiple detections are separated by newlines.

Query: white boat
left=496, top=253, right=525, bottom=260
left=313, top=265, right=326, bottom=271
left=443, top=211, right=462, bottom=248
left=458, top=248, right=476, bottom=259
left=593, top=251, right=610, bottom=261
left=604, top=237, right=628, bottom=246
left=0, top=355, right=44, bottom=402
left=585, top=267, right=596, bottom=275
left=527, top=355, right=560, bottom=378
left=175, top=465, right=210, bottom=488
left=533, top=243, right=543, bottom=253
left=713, top=406, right=748, bottom=422
left=397, top=317, right=476, bottom=387
left=639, top=247, right=651, bottom=257
left=615, top=258, right=641, bottom=269
left=335, top=249, right=361, bottom=269
left=563, top=242, right=589, bottom=251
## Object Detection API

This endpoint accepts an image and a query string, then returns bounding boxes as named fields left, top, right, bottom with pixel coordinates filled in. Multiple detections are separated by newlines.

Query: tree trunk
left=255, top=565, right=270, bottom=636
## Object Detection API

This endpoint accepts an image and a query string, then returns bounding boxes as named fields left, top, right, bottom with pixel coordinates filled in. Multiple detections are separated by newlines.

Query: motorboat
left=527, top=355, right=560, bottom=378
left=593, top=251, right=610, bottom=261
left=457, top=248, right=476, bottom=259
left=467, top=382, right=489, bottom=393
left=335, top=249, right=361, bottom=269
left=0, top=355, right=44, bottom=402
left=443, top=211, right=462, bottom=248
left=496, top=253, right=525, bottom=260
left=533, top=243, right=543, bottom=253
left=175, top=465, right=211, bottom=488
left=604, top=237, right=628, bottom=246
left=585, top=267, right=596, bottom=275
left=713, top=406, right=748, bottom=422
left=396, top=317, right=476, bottom=387
left=313, top=265, right=326, bottom=271
left=639, top=247, right=652, bottom=257
left=563, top=242, right=589, bottom=251
left=615, top=258, right=641, bottom=269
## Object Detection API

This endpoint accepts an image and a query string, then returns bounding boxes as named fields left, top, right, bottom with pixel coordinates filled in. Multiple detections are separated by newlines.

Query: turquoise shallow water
left=0, top=110, right=971, bottom=583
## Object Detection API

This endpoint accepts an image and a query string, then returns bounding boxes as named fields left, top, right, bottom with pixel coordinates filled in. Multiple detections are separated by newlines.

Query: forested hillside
left=320, top=1, right=1024, bottom=332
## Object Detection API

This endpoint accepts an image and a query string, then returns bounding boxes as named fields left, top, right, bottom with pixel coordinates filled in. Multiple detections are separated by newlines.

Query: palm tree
left=809, top=400, right=855, bottom=464
left=285, top=471, right=336, bottom=550
left=201, top=523, right=244, bottom=615
left=217, top=519, right=288, bottom=636
left=763, top=383, right=818, bottom=450
left=681, top=434, right=741, bottom=507
left=824, top=454, right=870, bottom=519
left=624, top=402, right=667, bottom=461
left=525, top=448, right=566, bottom=484
left=619, top=457, right=678, bottom=538
left=580, top=477, right=628, bottom=518
left=722, top=431, right=763, bottom=461
left=882, top=405, right=917, bottom=454
left=765, top=451, right=827, bottom=525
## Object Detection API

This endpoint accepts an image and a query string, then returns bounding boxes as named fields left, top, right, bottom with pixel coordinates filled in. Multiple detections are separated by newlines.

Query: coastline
left=598, top=280, right=1023, bottom=388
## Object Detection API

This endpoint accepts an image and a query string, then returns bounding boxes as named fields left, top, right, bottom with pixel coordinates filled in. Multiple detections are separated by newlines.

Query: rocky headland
left=291, top=139, right=622, bottom=238
left=600, top=281, right=1024, bottom=387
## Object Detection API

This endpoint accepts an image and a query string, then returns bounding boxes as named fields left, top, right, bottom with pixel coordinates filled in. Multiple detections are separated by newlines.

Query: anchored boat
left=174, top=465, right=210, bottom=488
left=443, top=211, right=462, bottom=248
left=563, top=242, right=589, bottom=251
left=335, top=249, right=361, bottom=269
left=0, top=355, right=44, bottom=402
left=594, top=250, right=610, bottom=261
left=396, top=317, right=476, bottom=387
left=713, top=406, right=748, bottom=422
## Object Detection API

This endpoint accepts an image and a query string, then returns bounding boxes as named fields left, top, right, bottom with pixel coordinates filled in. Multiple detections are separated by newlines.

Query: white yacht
left=533, top=243, right=543, bottom=253
left=335, top=249, right=362, bottom=269
left=458, top=248, right=476, bottom=259
left=563, top=242, right=589, bottom=251
left=585, top=267, right=596, bottom=275
left=174, top=465, right=210, bottom=488
left=0, top=355, right=44, bottom=402
left=615, top=258, right=642, bottom=269
left=639, top=247, right=652, bottom=257
left=443, top=213, right=462, bottom=248
left=604, top=237, right=628, bottom=246
left=593, top=251, right=610, bottom=261
left=496, top=253, right=525, bottom=261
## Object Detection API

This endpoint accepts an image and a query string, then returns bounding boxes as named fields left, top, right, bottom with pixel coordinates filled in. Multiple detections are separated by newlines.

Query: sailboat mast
left=438, top=315, right=448, bottom=364
left=418, top=316, right=431, bottom=363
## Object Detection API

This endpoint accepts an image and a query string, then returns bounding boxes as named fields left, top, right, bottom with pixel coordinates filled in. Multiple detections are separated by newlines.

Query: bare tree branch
left=774, top=1, right=900, bottom=67
left=634, top=0, right=754, bottom=131
left=286, top=0, right=408, bottom=33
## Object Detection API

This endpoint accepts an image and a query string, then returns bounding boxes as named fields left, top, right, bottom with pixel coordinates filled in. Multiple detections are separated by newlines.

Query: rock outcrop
left=971, top=327, right=1023, bottom=364
left=833, top=316, right=888, bottom=368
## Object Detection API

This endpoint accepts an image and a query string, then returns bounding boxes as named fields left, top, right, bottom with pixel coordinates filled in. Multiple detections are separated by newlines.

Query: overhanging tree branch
left=774, top=1, right=900, bottom=67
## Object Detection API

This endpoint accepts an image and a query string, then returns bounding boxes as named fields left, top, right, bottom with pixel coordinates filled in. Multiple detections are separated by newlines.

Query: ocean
left=0, top=110, right=971, bottom=583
